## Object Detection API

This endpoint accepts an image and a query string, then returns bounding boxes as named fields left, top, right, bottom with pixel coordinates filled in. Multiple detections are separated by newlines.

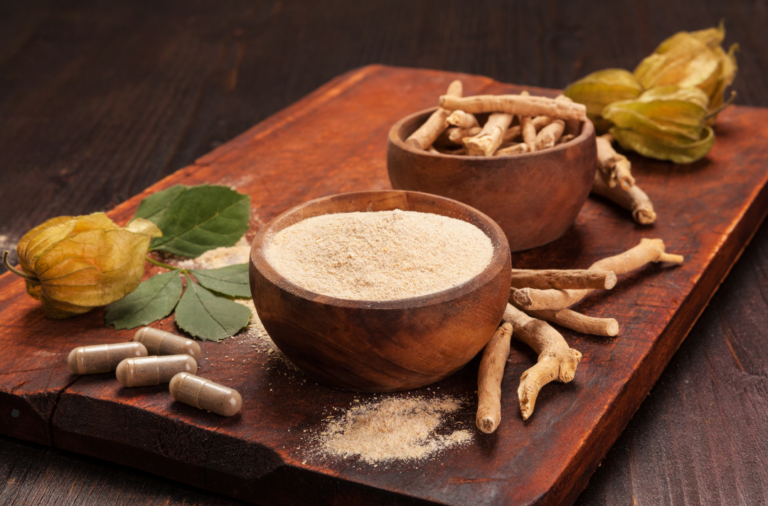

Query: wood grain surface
left=0, top=1, right=766, bottom=505
left=1, top=63, right=767, bottom=506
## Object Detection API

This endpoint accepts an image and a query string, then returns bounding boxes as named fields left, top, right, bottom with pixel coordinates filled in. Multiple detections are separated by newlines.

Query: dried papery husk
left=634, top=22, right=737, bottom=121
left=602, top=86, right=714, bottom=163
left=563, top=69, right=644, bottom=134
left=10, top=213, right=161, bottom=318
left=611, top=124, right=715, bottom=165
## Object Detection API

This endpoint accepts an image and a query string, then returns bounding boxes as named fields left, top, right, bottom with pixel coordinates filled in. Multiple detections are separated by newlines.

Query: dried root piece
left=558, top=134, right=575, bottom=144
left=446, top=110, right=479, bottom=129
left=440, top=94, right=587, bottom=122
left=463, top=113, right=513, bottom=156
left=427, top=145, right=440, bottom=154
left=516, top=303, right=619, bottom=337
left=596, top=133, right=635, bottom=190
left=406, top=80, right=463, bottom=150
left=510, top=269, right=617, bottom=290
left=476, top=322, right=514, bottom=433
left=535, top=120, right=565, bottom=150
left=519, top=115, right=537, bottom=152
left=592, top=170, right=657, bottom=225
left=502, top=116, right=552, bottom=143
left=518, top=91, right=537, bottom=152
left=448, top=126, right=482, bottom=144
left=512, top=238, right=684, bottom=311
left=495, top=143, right=529, bottom=156
left=555, top=95, right=581, bottom=136
left=502, top=304, right=582, bottom=420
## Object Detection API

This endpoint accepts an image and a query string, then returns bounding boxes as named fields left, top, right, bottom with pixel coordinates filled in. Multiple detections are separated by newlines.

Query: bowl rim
left=250, top=190, right=511, bottom=310
left=388, top=106, right=595, bottom=160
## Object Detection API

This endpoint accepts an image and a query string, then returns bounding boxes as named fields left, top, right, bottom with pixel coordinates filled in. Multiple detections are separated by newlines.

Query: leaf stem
left=2, top=251, right=40, bottom=283
left=146, top=255, right=188, bottom=273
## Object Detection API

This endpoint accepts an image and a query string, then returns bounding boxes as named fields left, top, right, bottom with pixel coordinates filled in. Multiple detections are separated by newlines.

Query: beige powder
left=318, top=395, right=471, bottom=464
left=173, top=237, right=251, bottom=270
left=266, top=210, right=494, bottom=301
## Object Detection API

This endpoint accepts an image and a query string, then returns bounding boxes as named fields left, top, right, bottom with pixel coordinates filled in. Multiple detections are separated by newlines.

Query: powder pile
left=266, top=210, right=494, bottom=301
left=173, top=237, right=251, bottom=270
left=318, top=396, right=471, bottom=464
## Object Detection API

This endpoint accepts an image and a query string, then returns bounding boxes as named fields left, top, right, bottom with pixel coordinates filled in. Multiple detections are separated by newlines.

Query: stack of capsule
left=66, top=327, right=242, bottom=417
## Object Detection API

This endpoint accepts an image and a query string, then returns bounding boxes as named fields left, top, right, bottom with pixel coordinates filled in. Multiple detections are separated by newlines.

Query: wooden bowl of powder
left=249, top=190, right=511, bottom=392
left=387, top=108, right=597, bottom=252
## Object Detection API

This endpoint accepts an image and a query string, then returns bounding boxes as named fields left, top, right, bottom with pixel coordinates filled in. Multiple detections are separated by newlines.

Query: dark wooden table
left=1, top=1, right=766, bottom=504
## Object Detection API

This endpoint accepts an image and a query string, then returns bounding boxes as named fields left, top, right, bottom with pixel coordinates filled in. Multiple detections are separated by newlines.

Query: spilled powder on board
left=172, top=237, right=251, bottom=270
left=317, top=395, right=472, bottom=464
left=235, top=299, right=299, bottom=372
left=266, top=210, right=494, bottom=301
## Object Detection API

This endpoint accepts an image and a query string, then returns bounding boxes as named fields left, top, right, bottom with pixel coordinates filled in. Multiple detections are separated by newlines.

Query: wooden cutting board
left=2, top=65, right=768, bottom=506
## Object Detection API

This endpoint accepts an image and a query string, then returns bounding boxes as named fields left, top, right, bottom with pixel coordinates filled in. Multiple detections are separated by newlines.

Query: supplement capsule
left=133, top=327, right=201, bottom=361
left=116, top=355, right=198, bottom=387
left=169, top=373, right=242, bottom=417
left=67, top=342, right=148, bottom=375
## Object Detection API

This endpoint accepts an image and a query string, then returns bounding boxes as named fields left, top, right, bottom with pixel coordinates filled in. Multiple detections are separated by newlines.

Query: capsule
left=169, top=373, right=242, bottom=417
left=133, top=327, right=201, bottom=361
left=67, top=342, right=148, bottom=375
left=116, top=355, right=198, bottom=387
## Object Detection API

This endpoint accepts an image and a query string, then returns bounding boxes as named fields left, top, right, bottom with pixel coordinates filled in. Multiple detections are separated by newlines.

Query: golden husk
left=15, top=213, right=161, bottom=318
left=563, top=69, right=643, bottom=134
left=634, top=21, right=737, bottom=121
left=604, top=86, right=713, bottom=163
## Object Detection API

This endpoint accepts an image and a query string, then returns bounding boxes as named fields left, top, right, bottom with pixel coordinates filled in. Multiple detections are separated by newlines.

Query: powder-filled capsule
left=67, top=342, right=148, bottom=375
left=133, top=327, right=201, bottom=361
left=169, top=373, right=242, bottom=417
left=116, top=355, right=198, bottom=387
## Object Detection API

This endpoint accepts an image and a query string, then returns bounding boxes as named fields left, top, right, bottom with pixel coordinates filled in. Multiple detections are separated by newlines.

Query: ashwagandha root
left=495, top=143, right=529, bottom=156
left=464, top=113, right=513, bottom=156
left=535, top=119, right=565, bottom=150
left=592, top=169, right=657, bottom=225
left=526, top=308, right=619, bottom=337
left=448, top=126, right=482, bottom=144
left=520, top=115, right=537, bottom=152
left=502, top=304, right=582, bottom=420
left=502, top=116, right=553, bottom=143
left=556, top=95, right=581, bottom=136
left=596, top=133, right=635, bottom=190
left=510, top=269, right=617, bottom=290
left=512, top=238, right=684, bottom=311
left=558, top=134, right=575, bottom=144
left=446, top=110, right=479, bottom=129
left=510, top=296, right=619, bottom=337
left=518, top=91, right=537, bottom=152
left=439, top=94, right=587, bottom=122
left=406, top=80, right=463, bottom=150
left=476, top=322, right=514, bottom=433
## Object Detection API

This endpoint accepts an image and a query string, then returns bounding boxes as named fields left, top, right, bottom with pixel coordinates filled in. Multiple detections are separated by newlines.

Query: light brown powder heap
left=173, top=237, right=251, bottom=270
left=319, top=396, right=471, bottom=464
left=266, top=210, right=494, bottom=301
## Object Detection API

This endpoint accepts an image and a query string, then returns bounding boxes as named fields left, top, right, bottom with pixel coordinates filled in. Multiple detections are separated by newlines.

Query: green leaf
left=148, top=185, right=251, bottom=258
left=105, top=270, right=183, bottom=330
left=134, top=185, right=187, bottom=224
left=191, top=263, right=251, bottom=298
left=175, top=275, right=251, bottom=341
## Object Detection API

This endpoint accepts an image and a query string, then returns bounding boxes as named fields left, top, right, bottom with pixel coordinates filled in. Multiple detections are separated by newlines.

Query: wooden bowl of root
left=249, top=190, right=511, bottom=392
left=387, top=109, right=597, bottom=252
